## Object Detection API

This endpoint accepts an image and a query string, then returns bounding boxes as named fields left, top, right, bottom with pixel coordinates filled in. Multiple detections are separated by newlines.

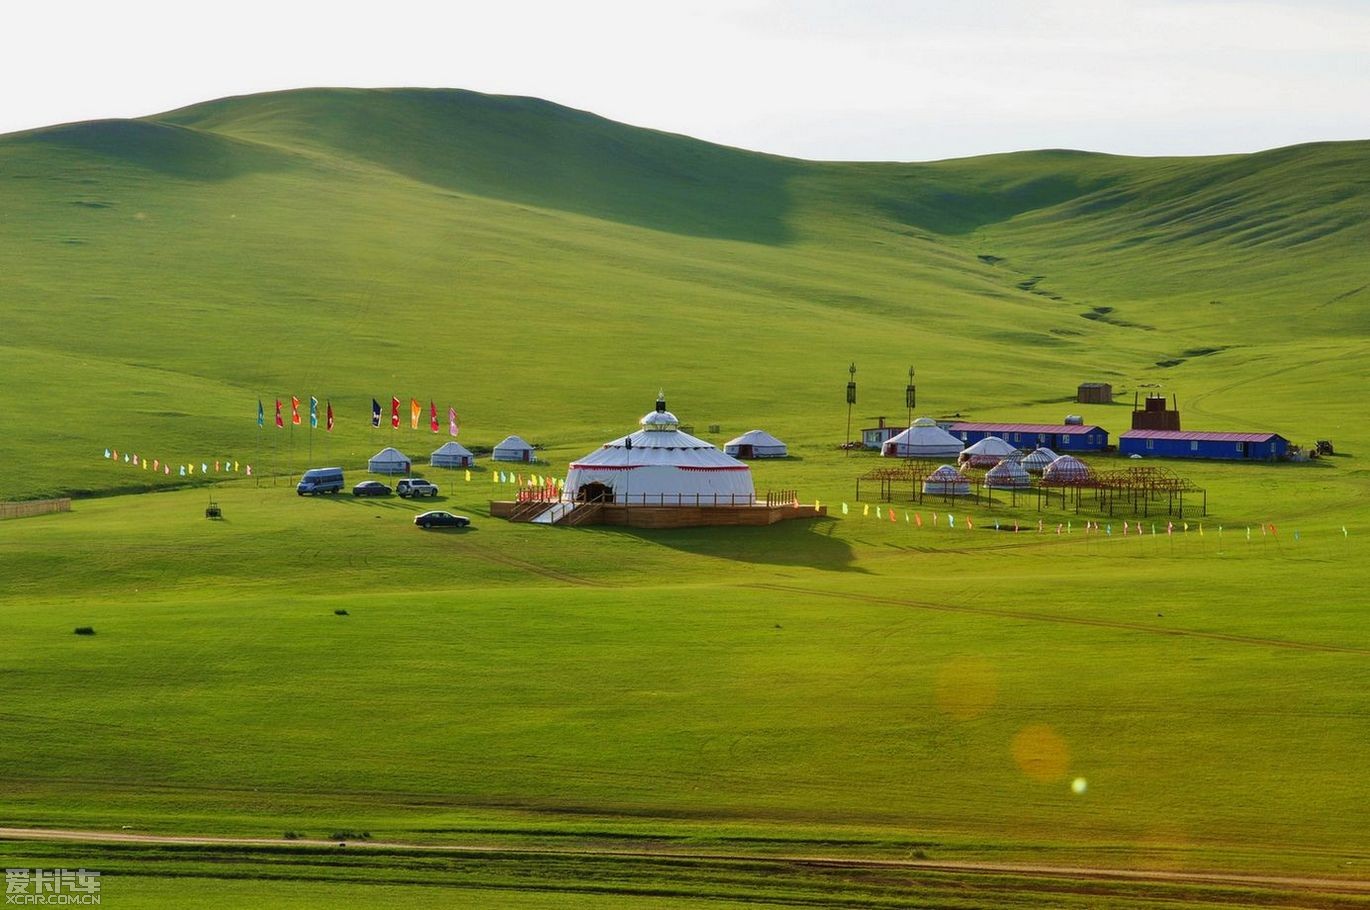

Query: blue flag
left=257, top=400, right=264, bottom=428
left=309, top=397, right=318, bottom=429
left=371, top=398, right=382, bottom=428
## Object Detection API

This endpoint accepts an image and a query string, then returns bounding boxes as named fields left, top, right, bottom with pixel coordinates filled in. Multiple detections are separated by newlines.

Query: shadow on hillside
left=595, top=516, right=864, bottom=573
left=16, top=120, right=300, bottom=182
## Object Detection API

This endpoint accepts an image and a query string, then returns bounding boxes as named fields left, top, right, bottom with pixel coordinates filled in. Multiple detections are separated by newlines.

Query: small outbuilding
left=724, top=429, right=787, bottom=459
left=959, top=436, right=1020, bottom=469
left=922, top=464, right=971, bottom=496
left=1077, top=382, right=1113, bottom=404
left=492, top=435, right=535, bottom=463
left=430, top=441, right=475, bottom=468
left=883, top=418, right=964, bottom=459
left=368, top=446, right=412, bottom=475
left=1119, top=430, right=1288, bottom=461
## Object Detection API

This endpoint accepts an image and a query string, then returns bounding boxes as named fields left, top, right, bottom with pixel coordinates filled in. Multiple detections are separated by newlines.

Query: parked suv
left=396, top=478, right=439, bottom=498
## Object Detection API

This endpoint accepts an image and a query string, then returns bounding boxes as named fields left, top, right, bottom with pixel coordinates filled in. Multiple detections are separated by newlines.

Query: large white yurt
left=724, top=429, right=787, bottom=459
left=1020, top=446, right=1059, bottom=474
left=959, top=436, right=1020, bottom=469
left=883, top=418, right=964, bottom=458
left=368, top=446, right=412, bottom=475
left=492, top=435, right=535, bottom=463
left=430, top=441, right=475, bottom=468
left=1041, top=454, right=1094, bottom=485
left=922, top=464, right=971, bottom=496
left=984, top=458, right=1032, bottom=489
left=565, top=395, right=755, bottom=505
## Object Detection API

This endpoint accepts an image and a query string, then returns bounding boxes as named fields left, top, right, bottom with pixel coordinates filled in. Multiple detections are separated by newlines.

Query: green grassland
left=1, top=88, right=1368, bottom=906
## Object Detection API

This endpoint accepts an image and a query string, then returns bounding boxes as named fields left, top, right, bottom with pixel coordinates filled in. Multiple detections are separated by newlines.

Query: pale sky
left=5, top=0, right=1369, bottom=161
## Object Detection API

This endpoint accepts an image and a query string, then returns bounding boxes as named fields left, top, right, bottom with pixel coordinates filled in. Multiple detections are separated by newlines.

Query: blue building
left=947, top=422, right=1110, bottom=453
left=1119, top=430, right=1288, bottom=460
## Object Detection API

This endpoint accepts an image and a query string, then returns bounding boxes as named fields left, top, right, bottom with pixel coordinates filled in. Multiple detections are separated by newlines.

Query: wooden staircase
left=508, top=499, right=555, bottom=522
left=557, top=503, right=603, bottom=526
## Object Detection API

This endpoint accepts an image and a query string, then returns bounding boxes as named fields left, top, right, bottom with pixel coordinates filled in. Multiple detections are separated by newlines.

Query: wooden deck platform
left=491, top=500, right=826, bottom=528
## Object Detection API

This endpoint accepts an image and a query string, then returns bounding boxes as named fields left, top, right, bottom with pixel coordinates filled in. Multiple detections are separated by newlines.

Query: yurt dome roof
left=725, top=429, right=785, bottom=448
left=1042, top=454, right=1093, bottom=483
left=963, top=436, right=1019, bottom=456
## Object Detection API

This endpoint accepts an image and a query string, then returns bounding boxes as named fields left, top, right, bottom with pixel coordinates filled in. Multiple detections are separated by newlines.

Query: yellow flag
left=863, top=503, right=869, bottom=516
left=465, top=469, right=472, bottom=482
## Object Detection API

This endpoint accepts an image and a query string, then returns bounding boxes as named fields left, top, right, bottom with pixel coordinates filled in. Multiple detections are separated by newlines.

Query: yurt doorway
left=736, top=444, right=755, bottom=459
left=577, top=482, right=614, bottom=503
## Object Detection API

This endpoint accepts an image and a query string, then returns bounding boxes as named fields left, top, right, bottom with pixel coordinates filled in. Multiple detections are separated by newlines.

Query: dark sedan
left=352, top=481, right=392, bottom=497
left=414, top=511, right=471, bottom=529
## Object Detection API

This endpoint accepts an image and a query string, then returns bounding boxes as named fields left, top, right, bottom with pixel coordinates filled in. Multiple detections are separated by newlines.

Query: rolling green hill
left=1, top=89, right=1368, bottom=907
left=2, top=87, right=1366, bottom=499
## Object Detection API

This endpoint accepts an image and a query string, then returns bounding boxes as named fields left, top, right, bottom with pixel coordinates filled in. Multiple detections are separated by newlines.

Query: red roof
left=948, top=422, right=1106, bottom=435
left=1121, top=430, right=1284, bottom=443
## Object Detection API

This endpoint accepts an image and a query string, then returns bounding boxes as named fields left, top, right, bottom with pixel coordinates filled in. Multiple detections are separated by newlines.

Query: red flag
left=391, top=397, right=400, bottom=429
left=291, top=396, right=301, bottom=425
left=429, top=401, right=439, bottom=433
left=326, top=401, right=334, bottom=432
left=275, top=399, right=284, bottom=428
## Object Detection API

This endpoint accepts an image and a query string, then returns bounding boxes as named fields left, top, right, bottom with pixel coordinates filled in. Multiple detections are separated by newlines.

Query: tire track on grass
left=1, top=827, right=1367, bottom=898
left=746, top=583, right=1370, bottom=655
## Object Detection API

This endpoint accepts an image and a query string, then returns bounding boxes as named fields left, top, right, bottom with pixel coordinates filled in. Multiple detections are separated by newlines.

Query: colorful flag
left=275, top=399, right=284, bottom=428
left=309, top=397, right=318, bottom=429
left=257, top=400, right=264, bottom=428
left=888, top=507, right=896, bottom=522
left=449, top=407, right=459, bottom=437
left=132, top=454, right=138, bottom=466
left=372, top=399, right=382, bottom=428
left=164, top=465, right=170, bottom=475
left=410, top=398, right=420, bottom=430
left=326, top=401, right=334, bottom=432
left=180, top=465, right=186, bottom=476
left=915, top=512, right=923, bottom=528
left=246, top=465, right=252, bottom=476
left=391, top=397, right=400, bottom=429
left=104, top=448, right=111, bottom=459
left=291, top=396, right=301, bottom=426
left=429, top=401, right=438, bottom=433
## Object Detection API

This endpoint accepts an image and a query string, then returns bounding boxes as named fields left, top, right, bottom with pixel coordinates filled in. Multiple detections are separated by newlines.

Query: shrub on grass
left=74, top=627, right=95, bottom=636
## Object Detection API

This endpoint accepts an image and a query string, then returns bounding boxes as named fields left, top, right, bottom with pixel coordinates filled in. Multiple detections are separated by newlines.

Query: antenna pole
left=845, top=363, right=857, bottom=457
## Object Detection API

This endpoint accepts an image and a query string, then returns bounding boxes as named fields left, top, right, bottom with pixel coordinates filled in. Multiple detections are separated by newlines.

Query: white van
left=297, top=467, right=345, bottom=495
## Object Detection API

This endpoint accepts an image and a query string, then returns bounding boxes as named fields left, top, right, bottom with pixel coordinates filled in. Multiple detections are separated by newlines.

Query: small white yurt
left=724, top=429, right=787, bottom=459
left=492, top=435, right=535, bottom=463
left=883, top=417, right=964, bottom=459
left=430, top=441, right=474, bottom=468
left=1021, top=446, right=1059, bottom=474
left=959, top=436, right=1020, bottom=469
left=368, top=446, right=412, bottom=475
left=1042, top=454, right=1094, bottom=485
left=922, top=464, right=971, bottom=496
left=565, top=394, right=754, bottom=505
left=984, top=458, right=1032, bottom=489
